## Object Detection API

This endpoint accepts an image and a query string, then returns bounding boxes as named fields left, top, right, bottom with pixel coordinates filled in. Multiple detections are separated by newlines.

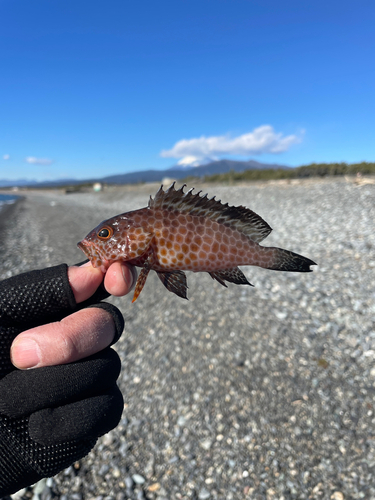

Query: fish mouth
left=77, top=240, right=110, bottom=272
left=77, top=240, right=92, bottom=259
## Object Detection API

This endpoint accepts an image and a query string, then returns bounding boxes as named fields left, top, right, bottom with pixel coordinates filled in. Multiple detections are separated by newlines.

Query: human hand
left=0, top=261, right=135, bottom=496
left=10, top=261, right=136, bottom=369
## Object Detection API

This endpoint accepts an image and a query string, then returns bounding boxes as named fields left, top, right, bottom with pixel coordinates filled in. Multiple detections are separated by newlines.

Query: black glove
left=0, top=264, right=125, bottom=497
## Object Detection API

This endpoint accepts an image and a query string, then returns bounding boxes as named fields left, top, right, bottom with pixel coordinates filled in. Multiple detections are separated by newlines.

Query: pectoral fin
left=157, top=270, right=188, bottom=299
left=209, top=267, right=253, bottom=287
left=132, top=260, right=152, bottom=302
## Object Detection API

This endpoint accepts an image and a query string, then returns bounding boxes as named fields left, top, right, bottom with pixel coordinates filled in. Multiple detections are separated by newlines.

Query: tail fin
left=268, top=248, right=316, bottom=272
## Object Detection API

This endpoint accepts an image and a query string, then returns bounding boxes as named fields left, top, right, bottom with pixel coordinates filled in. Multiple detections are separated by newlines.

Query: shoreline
left=0, top=172, right=373, bottom=199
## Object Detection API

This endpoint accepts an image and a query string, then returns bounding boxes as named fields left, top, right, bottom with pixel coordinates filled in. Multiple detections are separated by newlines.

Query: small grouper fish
left=78, top=183, right=316, bottom=302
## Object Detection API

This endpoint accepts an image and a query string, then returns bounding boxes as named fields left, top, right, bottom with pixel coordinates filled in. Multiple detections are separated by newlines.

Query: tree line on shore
left=185, top=161, right=375, bottom=184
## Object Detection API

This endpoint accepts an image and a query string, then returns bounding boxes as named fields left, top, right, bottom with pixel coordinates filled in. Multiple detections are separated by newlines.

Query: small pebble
left=198, top=488, right=211, bottom=499
left=331, top=493, right=344, bottom=500
left=132, top=474, right=146, bottom=485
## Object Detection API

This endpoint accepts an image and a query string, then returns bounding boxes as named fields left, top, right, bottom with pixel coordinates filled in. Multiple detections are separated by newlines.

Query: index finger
left=68, top=262, right=136, bottom=303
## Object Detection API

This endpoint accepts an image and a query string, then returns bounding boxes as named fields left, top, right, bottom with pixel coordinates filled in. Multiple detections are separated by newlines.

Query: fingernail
left=11, top=338, right=41, bottom=369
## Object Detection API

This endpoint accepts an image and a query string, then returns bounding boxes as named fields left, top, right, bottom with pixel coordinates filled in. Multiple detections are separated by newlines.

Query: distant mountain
left=0, top=179, right=39, bottom=188
left=0, top=159, right=290, bottom=188
left=99, top=159, right=290, bottom=185
left=0, top=178, right=78, bottom=188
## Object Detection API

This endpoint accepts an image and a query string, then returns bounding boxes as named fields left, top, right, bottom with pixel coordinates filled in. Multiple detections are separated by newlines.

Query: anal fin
left=209, top=267, right=253, bottom=287
left=157, top=270, right=188, bottom=299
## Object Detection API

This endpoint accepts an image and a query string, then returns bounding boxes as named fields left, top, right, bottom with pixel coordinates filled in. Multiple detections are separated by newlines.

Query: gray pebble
left=198, top=488, right=211, bottom=499
left=124, top=476, right=134, bottom=489
left=132, top=474, right=146, bottom=485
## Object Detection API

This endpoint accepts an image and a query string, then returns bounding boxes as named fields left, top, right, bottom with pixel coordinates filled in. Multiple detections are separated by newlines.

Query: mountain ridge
left=0, top=158, right=290, bottom=188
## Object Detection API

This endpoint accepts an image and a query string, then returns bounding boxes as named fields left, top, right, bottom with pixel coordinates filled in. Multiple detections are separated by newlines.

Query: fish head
left=78, top=214, right=135, bottom=272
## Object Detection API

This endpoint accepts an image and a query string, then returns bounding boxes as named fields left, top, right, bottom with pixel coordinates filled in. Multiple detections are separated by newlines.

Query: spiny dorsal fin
left=149, top=182, right=272, bottom=243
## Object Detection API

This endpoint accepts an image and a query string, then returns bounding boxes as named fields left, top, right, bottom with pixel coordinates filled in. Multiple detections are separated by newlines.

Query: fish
left=78, top=183, right=316, bottom=302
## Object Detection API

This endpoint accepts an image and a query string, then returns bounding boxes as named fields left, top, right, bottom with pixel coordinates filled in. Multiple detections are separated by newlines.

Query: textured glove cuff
left=0, top=428, right=41, bottom=497
left=0, top=415, right=96, bottom=497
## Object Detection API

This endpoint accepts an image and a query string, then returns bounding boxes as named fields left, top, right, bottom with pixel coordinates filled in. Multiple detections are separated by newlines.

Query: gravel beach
left=1, top=177, right=375, bottom=500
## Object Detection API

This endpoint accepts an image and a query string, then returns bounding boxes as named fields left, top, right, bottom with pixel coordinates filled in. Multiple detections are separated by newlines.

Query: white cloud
left=161, top=125, right=303, bottom=164
left=25, top=156, right=54, bottom=166
left=3, top=154, right=10, bottom=160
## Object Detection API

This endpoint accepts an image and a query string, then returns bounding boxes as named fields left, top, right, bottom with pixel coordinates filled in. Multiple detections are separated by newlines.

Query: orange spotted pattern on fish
left=78, top=183, right=316, bottom=301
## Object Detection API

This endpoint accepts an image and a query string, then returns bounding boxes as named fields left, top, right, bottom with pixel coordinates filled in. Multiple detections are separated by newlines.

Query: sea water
left=0, top=193, right=18, bottom=213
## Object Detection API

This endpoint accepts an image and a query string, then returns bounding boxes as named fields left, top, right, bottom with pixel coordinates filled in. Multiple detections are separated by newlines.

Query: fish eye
left=97, top=227, right=113, bottom=239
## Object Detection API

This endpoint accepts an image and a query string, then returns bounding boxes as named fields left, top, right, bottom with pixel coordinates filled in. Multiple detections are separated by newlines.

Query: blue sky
left=1, top=0, right=374, bottom=181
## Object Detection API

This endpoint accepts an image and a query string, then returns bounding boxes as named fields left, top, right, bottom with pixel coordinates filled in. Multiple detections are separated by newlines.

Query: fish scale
left=78, top=183, right=316, bottom=302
